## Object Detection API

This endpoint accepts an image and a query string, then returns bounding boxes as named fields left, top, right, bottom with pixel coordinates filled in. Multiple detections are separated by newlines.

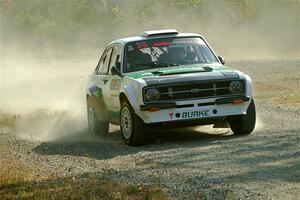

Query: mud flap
left=88, top=85, right=108, bottom=122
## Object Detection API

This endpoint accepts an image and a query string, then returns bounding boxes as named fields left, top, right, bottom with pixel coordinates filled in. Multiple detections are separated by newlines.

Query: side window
left=108, top=45, right=122, bottom=74
left=97, top=47, right=113, bottom=74
left=96, top=53, right=106, bottom=74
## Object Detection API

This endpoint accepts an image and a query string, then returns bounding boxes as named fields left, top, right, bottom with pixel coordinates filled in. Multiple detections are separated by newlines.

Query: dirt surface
left=1, top=60, right=300, bottom=199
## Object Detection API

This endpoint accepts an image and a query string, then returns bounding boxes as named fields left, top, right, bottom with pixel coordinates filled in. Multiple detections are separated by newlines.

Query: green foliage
left=2, top=0, right=253, bottom=41
left=1, top=0, right=298, bottom=58
left=2, top=0, right=107, bottom=42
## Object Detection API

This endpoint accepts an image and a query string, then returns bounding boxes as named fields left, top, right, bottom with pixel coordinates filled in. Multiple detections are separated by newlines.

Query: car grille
left=144, top=80, right=244, bottom=103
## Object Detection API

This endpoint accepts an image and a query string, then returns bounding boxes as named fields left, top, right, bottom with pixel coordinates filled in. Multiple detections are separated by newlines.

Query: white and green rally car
left=86, top=29, right=256, bottom=145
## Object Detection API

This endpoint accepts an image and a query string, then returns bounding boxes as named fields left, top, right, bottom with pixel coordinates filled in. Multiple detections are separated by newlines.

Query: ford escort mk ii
left=86, top=29, right=256, bottom=145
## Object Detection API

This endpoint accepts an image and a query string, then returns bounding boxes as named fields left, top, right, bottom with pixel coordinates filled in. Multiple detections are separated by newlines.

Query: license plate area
left=169, top=109, right=211, bottom=120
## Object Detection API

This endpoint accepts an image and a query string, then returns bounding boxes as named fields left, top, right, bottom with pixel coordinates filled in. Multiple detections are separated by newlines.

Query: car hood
left=126, top=65, right=240, bottom=86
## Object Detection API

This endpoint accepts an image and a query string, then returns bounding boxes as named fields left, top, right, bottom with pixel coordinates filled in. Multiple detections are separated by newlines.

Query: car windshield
left=124, top=37, right=218, bottom=73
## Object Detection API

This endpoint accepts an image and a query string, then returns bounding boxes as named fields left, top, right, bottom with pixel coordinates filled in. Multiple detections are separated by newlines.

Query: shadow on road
left=33, top=125, right=236, bottom=160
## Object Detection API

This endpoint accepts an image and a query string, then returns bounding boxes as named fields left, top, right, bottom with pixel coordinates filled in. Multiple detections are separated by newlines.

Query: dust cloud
left=1, top=0, right=298, bottom=141
left=0, top=59, right=92, bottom=141
left=106, top=0, right=300, bottom=60
left=254, top=115, right=264, bottom=132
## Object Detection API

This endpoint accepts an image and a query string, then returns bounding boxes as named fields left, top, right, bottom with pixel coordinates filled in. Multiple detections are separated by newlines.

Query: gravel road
left=1, top=59, right=300, bottom=199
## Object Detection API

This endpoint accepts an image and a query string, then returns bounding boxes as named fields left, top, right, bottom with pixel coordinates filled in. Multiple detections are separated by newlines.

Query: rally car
left=86, top=29, right=256, bottom=146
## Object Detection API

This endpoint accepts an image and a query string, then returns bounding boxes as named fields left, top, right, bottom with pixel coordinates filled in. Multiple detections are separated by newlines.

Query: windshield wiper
left=151, top=70, right=164, bottom=75
left=202, top=66, right=213, bottom=71
left=154, top=62, right=179, bottom=67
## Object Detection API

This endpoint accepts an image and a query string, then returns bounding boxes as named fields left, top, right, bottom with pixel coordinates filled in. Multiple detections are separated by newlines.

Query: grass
left=0, top=158, right=33, bottom=188
left=0, top=155, right=170, bottom=200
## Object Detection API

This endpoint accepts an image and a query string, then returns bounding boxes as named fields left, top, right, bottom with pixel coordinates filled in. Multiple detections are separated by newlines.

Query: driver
left=158, top=46, right=188, bottom=65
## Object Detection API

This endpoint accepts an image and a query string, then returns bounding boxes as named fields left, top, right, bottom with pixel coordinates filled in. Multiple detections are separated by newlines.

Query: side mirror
left=111, top=62, right=121, bottom=76
left=218, top=56, right=225, bottom=65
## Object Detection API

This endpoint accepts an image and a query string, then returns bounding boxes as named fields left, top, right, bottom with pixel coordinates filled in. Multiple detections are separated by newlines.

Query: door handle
left=103, top=79, right=108, bottom=84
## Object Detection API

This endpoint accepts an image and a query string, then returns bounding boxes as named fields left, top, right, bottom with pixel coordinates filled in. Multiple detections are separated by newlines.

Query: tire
left=87, top=99, right=109, bottom=136
left=228, top=98, right=256, bottom=135
left=120, top=101, right=147, bottom=146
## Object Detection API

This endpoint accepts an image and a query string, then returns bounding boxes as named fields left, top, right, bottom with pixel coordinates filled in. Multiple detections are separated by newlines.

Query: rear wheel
left=87, top=99, right=109, bottom=136
left=120, top=101, right=147, bottom=146
left=228, top=98, right=256, bottom=135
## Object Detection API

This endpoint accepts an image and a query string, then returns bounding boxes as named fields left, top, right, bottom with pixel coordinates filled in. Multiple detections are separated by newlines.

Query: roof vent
left=142, top=29, right=178, bottom=37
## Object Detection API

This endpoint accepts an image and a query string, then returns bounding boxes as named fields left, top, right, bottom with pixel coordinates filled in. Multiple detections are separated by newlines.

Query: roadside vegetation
left=1, top=0, right=299, bottom=59
left=0, top=153, right=169, bottom=200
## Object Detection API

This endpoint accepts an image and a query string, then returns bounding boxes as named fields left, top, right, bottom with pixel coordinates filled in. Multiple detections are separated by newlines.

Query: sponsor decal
left=89, top=85, right=101, bottom=97
left=128, top=45, right=134, bottom=51
left=110, top=79, right=120, bottom=90
left=168, top=110, right=210, bottom=120
left=110, top=93, right=119, bottom=97
left=136, top=42, right=148, bottom=49
left=182, top=110, right=209, bottom=119
left=89, top=84, right=98, bottom=94
left=152, top=41, right=172, bottom=47
left=172, top=39, right=200, bottom=45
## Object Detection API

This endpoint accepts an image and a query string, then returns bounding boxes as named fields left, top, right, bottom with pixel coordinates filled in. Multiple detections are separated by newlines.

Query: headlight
left=145, top=88, right=160, bottom=102
left=229, top=81, right=243, bottom=94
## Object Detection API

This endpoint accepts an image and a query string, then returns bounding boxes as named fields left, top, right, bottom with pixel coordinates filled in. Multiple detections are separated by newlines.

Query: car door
left=93, top=46, right=113, bottom=111
left=103, top=44, right=123, bottom=114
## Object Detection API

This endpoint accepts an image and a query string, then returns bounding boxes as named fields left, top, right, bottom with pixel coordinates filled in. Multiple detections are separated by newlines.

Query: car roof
left=107, top=30, right=204, bottom=46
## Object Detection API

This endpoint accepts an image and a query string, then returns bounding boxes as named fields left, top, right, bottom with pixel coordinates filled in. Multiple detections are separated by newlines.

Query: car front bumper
left=137, top=96, right=251, bottom=124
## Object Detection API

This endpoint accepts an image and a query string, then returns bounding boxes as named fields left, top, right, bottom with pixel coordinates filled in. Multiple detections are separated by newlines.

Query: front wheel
left=228, top=98, right=256, bottom=135
left=120, top=101, right=147, bottom=146
left=87, top=99, right=109, bottom=136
